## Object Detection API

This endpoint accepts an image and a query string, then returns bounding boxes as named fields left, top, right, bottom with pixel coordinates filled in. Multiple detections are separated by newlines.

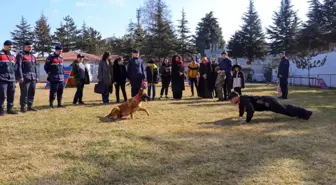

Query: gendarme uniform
left=16, top=41, right=39, bottom=112
left=0, top=40, right=18, bottom=116
left=44, top=45, right=65, bottom=108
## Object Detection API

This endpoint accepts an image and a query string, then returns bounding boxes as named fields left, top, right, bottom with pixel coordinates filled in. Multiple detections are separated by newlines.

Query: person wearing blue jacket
left=127, top=49, right=145, bottom=97
left=218, top=51, right=233, bottom=101
left=278, top=52, right=290, bottom=99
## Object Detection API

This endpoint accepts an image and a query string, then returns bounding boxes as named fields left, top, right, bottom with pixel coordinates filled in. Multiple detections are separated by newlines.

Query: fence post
left=330, top=75, right=332, bottom=87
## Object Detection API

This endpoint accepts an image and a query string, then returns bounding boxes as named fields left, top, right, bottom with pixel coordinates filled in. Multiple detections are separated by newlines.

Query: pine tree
left=77, top=22, right=90, bottom=52
left=266, top=0, right=300, bottom=56
left=321, top=0, right=336, bottom=44
left=296, top=0, right=326, bottom=52
left=142, top=0, right=178, bottom=60
left=10, top=16, right=34, bottom=52
left=34, top=13, right=52, bottom=57
left=239, top=0, right=267, bottom=61
left=227, top=31, right=245, bottom=59
left=195, top=11, right=225, bottom=56
left=177, top=8, right=194, bottom=59
left=53, top=15, right=80, bottom=52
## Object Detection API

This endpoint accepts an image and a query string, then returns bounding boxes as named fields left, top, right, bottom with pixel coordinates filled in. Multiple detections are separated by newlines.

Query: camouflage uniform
left=215, top=66, right=226, bottom=100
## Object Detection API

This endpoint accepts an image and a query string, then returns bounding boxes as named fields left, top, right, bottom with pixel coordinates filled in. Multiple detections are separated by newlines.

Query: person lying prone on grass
left=228, top=91, right=313, bottom=124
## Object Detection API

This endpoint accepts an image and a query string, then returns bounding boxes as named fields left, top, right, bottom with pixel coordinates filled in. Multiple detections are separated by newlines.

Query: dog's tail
left=106, top=107, right=121, bottom=119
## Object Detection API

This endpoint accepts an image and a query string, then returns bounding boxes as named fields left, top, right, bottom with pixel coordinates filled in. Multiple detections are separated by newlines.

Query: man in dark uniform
left=278, top=51, right=290, bottom=99
left=228, top=91, right=313, bottom=124
left=0, top=40, right=18, bottom=116
left=44, top=45, right=65, bottom=108
left=16, top=41, right=39, bottom=113
left=218, top=51, right=233, bottom=101
left=127, top=49, right=145, bottom=97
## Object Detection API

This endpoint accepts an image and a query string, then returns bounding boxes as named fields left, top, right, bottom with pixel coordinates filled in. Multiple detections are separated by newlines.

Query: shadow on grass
left=199, top=116, right=296, bottom=127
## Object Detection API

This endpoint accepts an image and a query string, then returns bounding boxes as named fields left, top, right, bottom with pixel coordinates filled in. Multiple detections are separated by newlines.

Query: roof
left=36, top=51, right=110, bottom=62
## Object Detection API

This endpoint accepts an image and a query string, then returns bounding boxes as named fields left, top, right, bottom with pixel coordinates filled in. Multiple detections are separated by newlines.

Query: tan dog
left=105, top=88, right=150, bottom=120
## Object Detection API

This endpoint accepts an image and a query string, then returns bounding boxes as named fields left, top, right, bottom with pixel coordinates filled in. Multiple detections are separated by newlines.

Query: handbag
left=94, top=81, right=105, bottom=94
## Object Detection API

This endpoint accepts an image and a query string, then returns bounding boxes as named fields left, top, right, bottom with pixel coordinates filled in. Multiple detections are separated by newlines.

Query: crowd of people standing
left=0, top=38, right=291, bottom=117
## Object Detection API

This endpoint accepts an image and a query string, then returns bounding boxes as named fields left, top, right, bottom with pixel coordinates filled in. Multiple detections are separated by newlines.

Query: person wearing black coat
left=209, top=59, right=218, bottom=97
left=171, top=55, right=185, bottom=100
left=228, top=91, right=313, bottom=124
left=278, top=52, right=290, bottom=99
left=198, top=57, right=212, bottom=98
left=113, top=57, right=128, bottom=103
left=146, top=59, right=159, bottom=100
left=159, top=59, right=171, bottom=99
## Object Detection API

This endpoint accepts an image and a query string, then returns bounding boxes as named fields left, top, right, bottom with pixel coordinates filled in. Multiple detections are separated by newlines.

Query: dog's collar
left=134, top=94, right=142, bottom=102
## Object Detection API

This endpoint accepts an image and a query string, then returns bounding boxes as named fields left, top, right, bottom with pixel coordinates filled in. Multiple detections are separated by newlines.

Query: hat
left=3, top=40, right=13, bottom=46
left=77, top=54, right=85, bottom=58
left=24, top=41, right=33, bottom=46
left=228, top=91, right=239, bottom=100
left=132, top=49, right=139, bottom=53
left=55, top=45, right=63, bottom=50
left=221, top=51, right=228, bottom=55
left=148, top=59, right=154, bottom=64
left=232, top=64, right=242, bottom=71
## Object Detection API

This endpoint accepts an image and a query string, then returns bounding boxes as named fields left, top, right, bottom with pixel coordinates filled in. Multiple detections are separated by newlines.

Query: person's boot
left=0, top=108, right=4, bottom=116
left=303, top=111, right=313, bottom=120
left=7, top=107, right=18, bottom=115
left=28, top=105, right=37, bottom=111
left=57, top=100, right=65, bottom=108
left=50, top=101, right=54, bottom=109
left=20, top=106, right=27, bottom=113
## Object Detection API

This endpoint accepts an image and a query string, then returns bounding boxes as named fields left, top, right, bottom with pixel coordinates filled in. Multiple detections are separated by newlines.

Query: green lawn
left=1, top=83, right=335, bottom=185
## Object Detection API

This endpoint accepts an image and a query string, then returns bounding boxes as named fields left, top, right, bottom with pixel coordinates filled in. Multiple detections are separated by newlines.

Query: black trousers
left=279, top=77, right=288, bottom=98
left=20, top=80, right=36, bottom=108
left=131, top=78, right=142, bottom=97
left=115, top=83, right=127, bottom=102
left=160, top=76, right=170, bottom=96
left=265, top=97, right=310, bottom=119
left=223, top=77, right=232, bottom=99
left=189, top=78, right=197, bottom=96
left=50, top=81, right=64, bottom=103
left=173, top=91, right=183, bottom=100
left=0, top=80, right=15, bottom=110
left=73, top=79, right=85, bottom=103
left=233, top=87, right=242, bottom=95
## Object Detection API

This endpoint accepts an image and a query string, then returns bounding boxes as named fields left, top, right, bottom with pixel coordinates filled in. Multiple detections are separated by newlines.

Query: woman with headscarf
left=171, top=55, right=185, bottom=100
left=198, top=57, right=212, bottom=98
left=97, top=52, right=113, bottom=104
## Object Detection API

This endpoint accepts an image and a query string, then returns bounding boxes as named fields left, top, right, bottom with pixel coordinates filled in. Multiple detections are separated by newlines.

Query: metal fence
left=271, top=74, right=336, bottom=88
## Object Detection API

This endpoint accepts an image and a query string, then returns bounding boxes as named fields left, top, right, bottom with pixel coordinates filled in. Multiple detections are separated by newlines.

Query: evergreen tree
left=34, top=13, right=52, bottom=57
left=53, top=15, right=80, bottom=52
left=227, top=31, right=245, bottom=59
left=195, top=11, right=225, bottom=56
left=266, top=0, right=300, bottom=56
left=77, top=22, right=90, bottom=52
left=239, top=0, right=267, bottom=61
left=177, top=8, right=194, bottom=59
left=142, top=0, right=178, bottom=60
left=296, top=0, right=326, bottom=52
left=10, top=16, right=34, bottom=52
left=321, top=0, right=336, bottom=44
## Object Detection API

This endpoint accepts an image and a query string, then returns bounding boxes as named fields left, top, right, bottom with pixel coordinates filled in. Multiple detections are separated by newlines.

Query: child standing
left=215, top=66, right=226, bottom=101
left=232, top=64, right=245, bottom=95
left=146, top=59, right=159, bottom=100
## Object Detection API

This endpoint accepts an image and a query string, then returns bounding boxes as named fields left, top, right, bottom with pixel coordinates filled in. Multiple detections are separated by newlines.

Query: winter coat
left=146, top=64, right=159, bottom=84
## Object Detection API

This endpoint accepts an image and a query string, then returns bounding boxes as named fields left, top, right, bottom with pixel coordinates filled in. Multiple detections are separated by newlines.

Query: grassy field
left=1, top=83, right=336, bottom=185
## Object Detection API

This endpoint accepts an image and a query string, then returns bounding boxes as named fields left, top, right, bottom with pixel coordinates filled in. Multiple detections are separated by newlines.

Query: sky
left=1, top=0, right=309, bottom=44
